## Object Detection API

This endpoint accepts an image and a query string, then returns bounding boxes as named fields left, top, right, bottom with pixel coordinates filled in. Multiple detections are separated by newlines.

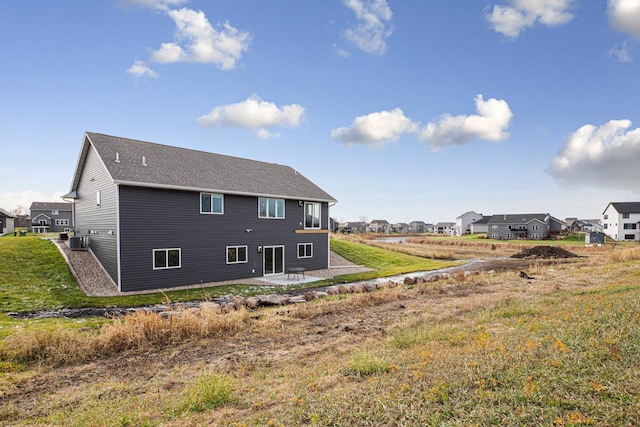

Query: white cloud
left=547, top=119, right=640, bottom=190
left=343, top=0, right=393, bottom=55
left=150, top=8, right=251, bottom=70
left=197, top=95, right=304, bottom=133
left=256, top=128, right=281, bottom=140
left=331, top=108, right=418, bottom=148
left=608, top=0, right=640, bottom=36
left=126, top=60, right=159, bottom=78
left=419, top=95, right=513, bottom=151
left=487, top=0, right=574, bottom=38
left=0, top=190, right=66, bottom=213
left=609, top=41, right=633, bottom=62
left=120, top=0, right=188, bottom=11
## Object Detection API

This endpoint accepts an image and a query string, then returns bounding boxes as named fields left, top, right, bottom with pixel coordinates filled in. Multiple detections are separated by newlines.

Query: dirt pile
left=511, top=246, right=579, bottom=259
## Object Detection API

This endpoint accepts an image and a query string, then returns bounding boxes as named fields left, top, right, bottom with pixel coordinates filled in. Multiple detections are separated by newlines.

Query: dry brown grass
left=0, top=307, right=251, bottom=366
left=605, top=245, right=640, bottom=263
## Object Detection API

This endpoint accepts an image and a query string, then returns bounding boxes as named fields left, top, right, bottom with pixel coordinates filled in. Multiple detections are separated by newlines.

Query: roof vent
left=142, top=156, right=147, bottom=166
left=115, top=152, right=120, bottom=163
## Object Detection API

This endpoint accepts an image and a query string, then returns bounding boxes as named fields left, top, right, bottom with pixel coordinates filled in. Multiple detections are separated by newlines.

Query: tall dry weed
left=1, top=306, right=251, bottom=366
left=606, top=246, right=640, bottom=263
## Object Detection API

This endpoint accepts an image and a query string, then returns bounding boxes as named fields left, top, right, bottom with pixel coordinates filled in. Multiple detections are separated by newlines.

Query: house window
left=604, top=214, right=608, bottom=219
left=226, top=246, right=248, bottom=264
left=532, top=233, right=539, bottom=239
left=55, top=219, right=69, bottom=226
left=258, top=197, right=284, bottom=219
left=491, top=225, right=498, bottom=230
left=532, top=225, right=539, bottom=230
left=623, top=223, right=637, bottom=230
left=298, top=243, right=313, bottom=258
left=604, top=224, right=608, bottom=229
left=624, top=234, right=635, bottom=240
left=304, top=202, right=321, bottom=229
left=200, top=193, right=223, bottom=214
left=52, top=210, right=59, bottom=215
left=96, top=191, right=101, bottom=207
left=491, top=233, right=498, bottom=239
left=623, top=213, right=630, bottom=219
left=153, top=248, right=181, bottom=270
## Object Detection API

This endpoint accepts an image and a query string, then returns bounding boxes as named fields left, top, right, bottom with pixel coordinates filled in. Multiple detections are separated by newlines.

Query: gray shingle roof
left=487, top=214, right=557, bottom=224
left=29, top=202, right=72, bottom=212
left=0, top=208, right=16, bottom=218
left=71, top=132, right=336, bottom=202
left=608, top=202, right=640, bottom=214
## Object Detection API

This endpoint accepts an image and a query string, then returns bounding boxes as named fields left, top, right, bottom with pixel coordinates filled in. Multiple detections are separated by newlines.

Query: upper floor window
left=604, top=214, right=608, bottom=219
left=304, top=202, right=321, bottom=229
left=200, top=193, right=223, bottom=214
left=52, top=210, right=59, bottom=215
left=623, top=223, right=637, bottom=230
left=153, top=248, right=181, bottom=270
left=226, top=246, right=248, bottom=264
left=623, top=213, right=630, bottom=219
left=491, top=225, right=498, bottom=230
left=258, top=197, right=284, bottom=219
left=532, top=225, right=539, bottom=230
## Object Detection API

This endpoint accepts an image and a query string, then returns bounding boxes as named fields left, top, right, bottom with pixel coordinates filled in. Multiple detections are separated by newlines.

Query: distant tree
left=358, top=215, right=368, bottom=224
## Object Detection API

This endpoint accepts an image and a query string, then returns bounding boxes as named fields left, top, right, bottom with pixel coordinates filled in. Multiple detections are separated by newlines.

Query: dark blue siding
left=118, top=186, right=330, bottom=292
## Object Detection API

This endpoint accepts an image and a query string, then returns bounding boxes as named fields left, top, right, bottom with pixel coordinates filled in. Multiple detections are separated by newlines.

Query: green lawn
left=0, top=235, right=455, bottom=314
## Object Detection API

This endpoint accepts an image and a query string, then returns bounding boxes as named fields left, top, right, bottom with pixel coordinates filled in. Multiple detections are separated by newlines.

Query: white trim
left=32, top=213, right=52, bottom=221
left=153, top=248, right=182, bottom=270
left=116, top=185, right=121, bottom=292
left=113, top=179, right=336, bottom=203
left=226, top=245, right=248, bottom=264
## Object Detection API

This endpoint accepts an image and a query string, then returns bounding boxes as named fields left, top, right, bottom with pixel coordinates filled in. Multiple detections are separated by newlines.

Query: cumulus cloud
left=150, top=8, right=251, bottom=70
left=343, top=0, right=393, bottom=55
left=609, top=41, right=633, bottom=62
left=419, top=95, right=513, bottom=151
left=120, top=0, right=188, bottom=11
left=0, top=190, right=66, bottom=213
left=126, top=60, right=159, bottom=78
left=487, top=0, right=574, bottom=38
left=547, top=119, right=640, bottom=190
left=608, top=0, right=640, bottom=36
left=197, top=95, right=304, bottom=137
left=331, top=108, right=418, bottom=148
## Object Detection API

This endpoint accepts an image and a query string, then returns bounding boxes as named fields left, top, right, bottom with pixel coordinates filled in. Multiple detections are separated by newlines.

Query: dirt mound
left=511, top=245, right=579, bottom=259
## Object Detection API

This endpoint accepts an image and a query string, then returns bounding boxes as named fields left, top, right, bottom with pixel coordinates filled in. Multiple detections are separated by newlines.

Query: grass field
left=0, top=233, right=638, bottom=425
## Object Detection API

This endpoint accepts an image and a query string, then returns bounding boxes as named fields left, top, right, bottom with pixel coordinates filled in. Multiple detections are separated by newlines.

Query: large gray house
left=487, top=213, right=563, bottom=240
left=65, top=132, right=336, bottom=292
left=29, top=201, right=73, bottom=233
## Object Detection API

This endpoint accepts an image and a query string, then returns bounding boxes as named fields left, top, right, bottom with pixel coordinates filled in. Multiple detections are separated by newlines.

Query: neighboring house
left=65, top=132, right=336, bottom=292
left=0, top=208, right=16, bottom=235
left=602, top=202, right=640, bottom=241
left=392, top=223, right=410, bottom=234
left=487, top=213, right=563, bottom=240
left=582, top=219, right=603, bottom=233
left=29, top=202, right=73, bottom=233
left=369, top=220, right=391, bottom=234
left=469, top=216, right=491, bottom=234
left=409, top=220, right=429, bottom=233
left=338, top=221, right=367, bottom=234
left=434, top=222, right=455, bottom=235
left=455, top=211, right=484, bottom=236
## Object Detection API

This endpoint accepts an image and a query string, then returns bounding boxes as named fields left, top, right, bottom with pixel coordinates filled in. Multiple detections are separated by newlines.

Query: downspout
left=328, top=201, right=337, bottom=267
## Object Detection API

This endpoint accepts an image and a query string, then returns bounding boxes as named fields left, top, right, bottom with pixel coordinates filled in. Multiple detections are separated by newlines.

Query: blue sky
left=1, top=0, right=639, bottom=224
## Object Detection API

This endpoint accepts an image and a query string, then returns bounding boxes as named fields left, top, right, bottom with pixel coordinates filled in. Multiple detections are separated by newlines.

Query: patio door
left=263, top=246, right=284, bottom=276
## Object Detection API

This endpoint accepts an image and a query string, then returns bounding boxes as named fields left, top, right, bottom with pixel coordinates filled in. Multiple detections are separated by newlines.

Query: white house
left=455, top=211, right=484, bottom=236
left=602, top=202, right=640, bottom=241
